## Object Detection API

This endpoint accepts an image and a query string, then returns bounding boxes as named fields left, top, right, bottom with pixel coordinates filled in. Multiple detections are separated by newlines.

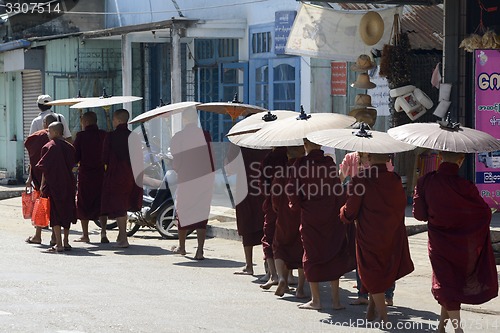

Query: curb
left=0, top=190, right=23, bottom=201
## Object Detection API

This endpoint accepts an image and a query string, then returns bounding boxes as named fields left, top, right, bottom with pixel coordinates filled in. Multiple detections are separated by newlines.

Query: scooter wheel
left=155, top=203, right=178, bottom=239
left=126, top=223, right=141, bottom=237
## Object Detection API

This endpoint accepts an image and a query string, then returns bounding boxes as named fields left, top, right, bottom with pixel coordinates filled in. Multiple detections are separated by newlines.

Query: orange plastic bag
left=31, top=197, right=50, bottom=227
left=21, top=189, right=40, bottom=219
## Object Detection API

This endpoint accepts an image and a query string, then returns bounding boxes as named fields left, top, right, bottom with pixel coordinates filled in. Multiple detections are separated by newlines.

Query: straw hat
left=359, top=11, right=384, bottom=46
left=351, top=73, right=376, bottom=89
left=351, top=94, right=374, bottom=109
left=351, top=54, right=377, bottom=72
left=348, top=107, right=377, bottom=127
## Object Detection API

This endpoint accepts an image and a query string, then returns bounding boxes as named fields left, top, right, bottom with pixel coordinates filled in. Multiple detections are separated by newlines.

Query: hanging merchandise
left=433, top=83, right=452, bottom=119
left=459, top=1, right=500, bottom=52
left=379, top=13, right=399, bottom=77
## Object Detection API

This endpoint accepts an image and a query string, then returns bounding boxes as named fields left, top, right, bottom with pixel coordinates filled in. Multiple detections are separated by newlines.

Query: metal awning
left=305, top=0, right=442, bottom=4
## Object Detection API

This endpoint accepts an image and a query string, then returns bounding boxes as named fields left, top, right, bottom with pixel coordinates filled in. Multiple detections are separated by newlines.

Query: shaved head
left=48, top=122, right=64, bottom=139
left=368, top=153, right=390, bottom=165
left=43, top=114, right=58, bottom=129
left=113, top=109, right=130, bottom=124
left=82, top=111, right=97, bottom=125
left=439, top=151, right=465, bottom=163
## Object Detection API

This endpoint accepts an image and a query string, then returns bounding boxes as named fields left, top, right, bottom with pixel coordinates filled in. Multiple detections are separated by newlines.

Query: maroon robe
left=100, top=124, right=142, bottom=219
left=288, top=149, right=356, bottom=282
left=413, top=162, right=498, bottom=310
left=260, top=147, right=288, bottom=260
left=24, top=129, right=50, bottom=190
left=233, top=147, right=269, bottom=246
left=272, top=158, right=303, bottom=269
left=74, top=124, right=107, bottom=220
left=340, top=164, right=414, bottom=294
left=171, top=125, right=214, bottom=230
left=35, top=139, right=76, bottom=228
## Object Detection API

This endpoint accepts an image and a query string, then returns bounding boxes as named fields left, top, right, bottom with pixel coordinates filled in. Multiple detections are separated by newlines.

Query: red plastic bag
left=21, top=189, right=40, bottom=219
left=31, top=197, right=50, bottom=227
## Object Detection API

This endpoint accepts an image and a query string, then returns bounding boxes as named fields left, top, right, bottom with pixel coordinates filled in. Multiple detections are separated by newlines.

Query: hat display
left=36, top=94, right=52, bottom=105
left=351, top=54, right=377, bottom=72
left=349, top=107, right=377, bottom=127
left=359, top=11, right=384, bottom=46
left=351, top=94, right=374, bottom=109
left=351, top=73, right=376, bottom=89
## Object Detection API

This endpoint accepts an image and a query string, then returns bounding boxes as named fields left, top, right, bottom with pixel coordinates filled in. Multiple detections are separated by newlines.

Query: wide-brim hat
left=359, top=11, right=385, bottom=46
left=351, top=94, right=374, bottom=109
left=351, top=54, right=377, bottom=72
left=349, top=107, right=377, bottom=127
left=351, top=73, right=376, bottom=89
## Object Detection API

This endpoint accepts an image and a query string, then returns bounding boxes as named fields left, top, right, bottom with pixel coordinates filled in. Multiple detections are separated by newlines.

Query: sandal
left=45, top=246, right=63, bottom=253
left=25, top=236, right=41, bottom=245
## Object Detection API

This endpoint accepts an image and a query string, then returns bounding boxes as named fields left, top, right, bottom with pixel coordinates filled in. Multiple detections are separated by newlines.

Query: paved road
left=1, top=197, right=499, bottom=333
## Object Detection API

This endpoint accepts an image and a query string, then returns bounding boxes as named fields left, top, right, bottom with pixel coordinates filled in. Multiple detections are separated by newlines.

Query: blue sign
left=476, top=171, right=500, bottom=184
left=275, top=11, right=297, bottom=55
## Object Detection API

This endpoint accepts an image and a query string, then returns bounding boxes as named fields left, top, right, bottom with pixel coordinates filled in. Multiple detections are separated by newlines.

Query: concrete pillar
left=121, top=33, right=133, bottom=124
left=171, top=24, right=182, bottom=104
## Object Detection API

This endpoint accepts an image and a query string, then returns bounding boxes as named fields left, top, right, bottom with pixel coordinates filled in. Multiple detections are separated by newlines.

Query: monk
left=272, top=145, right=307, bottom=298
left=24, top=114, right=58, bottom=245
left=36, top=122, right=76, bottom=252
left=100, top=109, right=143, bottom=248
left=260, top=146, right=288, bottom=289
left=289, top=139, right=356, bottom=310
left=340, top=153, right=414, bottom=323
left=413, top=151, right=498, bottom=333
left=170, top=109, right=214, bottom=260
left=229, top=146, right=269, bottom=275
left=74, top=111, right=107, bottom=243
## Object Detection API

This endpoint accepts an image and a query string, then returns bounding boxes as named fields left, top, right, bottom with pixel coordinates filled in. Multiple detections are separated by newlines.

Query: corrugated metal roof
left=327, top=3, right=443, bottom=50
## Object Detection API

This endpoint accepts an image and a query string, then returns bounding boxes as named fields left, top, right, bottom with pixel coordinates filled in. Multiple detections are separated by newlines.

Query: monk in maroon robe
left=413, top=151, right=498, bottom=333
left=259, top=146, right=288, bottom=289
left=230, top=146, right=269, bottom=275
left=36, top=122, right=76, bottom=252
left=272, top=145, right=306, bottom=297
left=170, top=110, right=214, bottom=260
left=74, top=111, right=107, bottom=243
left=340, top=153, right=414, bottom=322
left=24, top=114, right=58, bottom=245
left=289, top=139, right=356, bottom=310
left=100, top=109, right=143, bottom=248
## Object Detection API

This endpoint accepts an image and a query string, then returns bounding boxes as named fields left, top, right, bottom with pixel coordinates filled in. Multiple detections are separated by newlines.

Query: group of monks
left=25, top=96, right=142, bottom=252
left=22, top=96, right=498, bottom=331
left=231, top=139, right=498, bottom=331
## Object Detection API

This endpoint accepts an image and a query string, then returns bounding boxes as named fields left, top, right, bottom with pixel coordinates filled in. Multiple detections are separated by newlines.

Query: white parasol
left=46, top=97, right=90, bottom=106
left=226, top=110, right=297, bottom=145
left=238, top=107, right=356, bottom=149
left=129, top=102, right=200, bottom=124
left=70, top=95, right=143, bottom=109
left=387, top=121, right=500, bottom=153
left=307, top=124, right=416, bottom=153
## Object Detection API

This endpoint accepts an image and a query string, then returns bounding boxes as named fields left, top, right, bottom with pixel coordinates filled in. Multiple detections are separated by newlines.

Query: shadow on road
left=85, top=244, right=174, bottom=256
left=173, top=257, right=245, bottom=268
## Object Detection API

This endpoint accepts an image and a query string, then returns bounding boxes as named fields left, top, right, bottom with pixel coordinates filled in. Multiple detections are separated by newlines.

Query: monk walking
left=36, top=122, right=77, bottom=252
left=413, top=151, right=498, bottom=333
left=74, top=111, right=107, bottom=243
left=229, top=146, right=269, bottom=275
left=170, top=110, right=214, bottom=260
left=289, top=139, right=356, bottom=310
left=340, top=153, right=414, bottom=323
left=272, top=145, right=306, bottom=298
left=100, top=109, right=143, bottom=248
left=260, top=146, right=288, bottom=289
left=24, top=114, right=58, bottom=245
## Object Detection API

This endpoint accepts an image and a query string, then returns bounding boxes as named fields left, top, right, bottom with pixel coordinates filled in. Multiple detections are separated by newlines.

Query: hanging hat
left=351, top=54, right=377, bottom=72
left=351, top=73, right=376, bottom=89
left=351, top=94, right=375, bottom=109
left=359, top=11, right=385, bottom=46
left=348, top=107, right=377, bottom=127
left=36, top=94, right=52, bottom=105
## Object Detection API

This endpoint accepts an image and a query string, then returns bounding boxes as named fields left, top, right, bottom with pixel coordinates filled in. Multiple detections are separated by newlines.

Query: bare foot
left=113, top=241, right=129, bottom=248
left=274, top=280, right=289, bottom=297
left=194, top=249, right=204, bottom=260
left=260, top=279, right=278, bottom=290
left=332, top=303, right=346, bottom=310
left=259, top=272, right=270, bottom=282
left=366, top=303, right=376, bottom=321
left=74, top=236, right=90, bottom=243
left=171, top=246, right=186, bottom=255
left=295, top=290, right=308, bottom=299
left=25, top=236, right=41, bottom=244
left=298, top=300, right=321, bottom=310
left=350, top=297, right=369, bottom=305
left=234, top=267, right=253, bottom=275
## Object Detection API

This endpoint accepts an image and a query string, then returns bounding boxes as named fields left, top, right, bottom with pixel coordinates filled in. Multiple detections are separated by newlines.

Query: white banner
left=285, top=3, right=401, bottom=61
